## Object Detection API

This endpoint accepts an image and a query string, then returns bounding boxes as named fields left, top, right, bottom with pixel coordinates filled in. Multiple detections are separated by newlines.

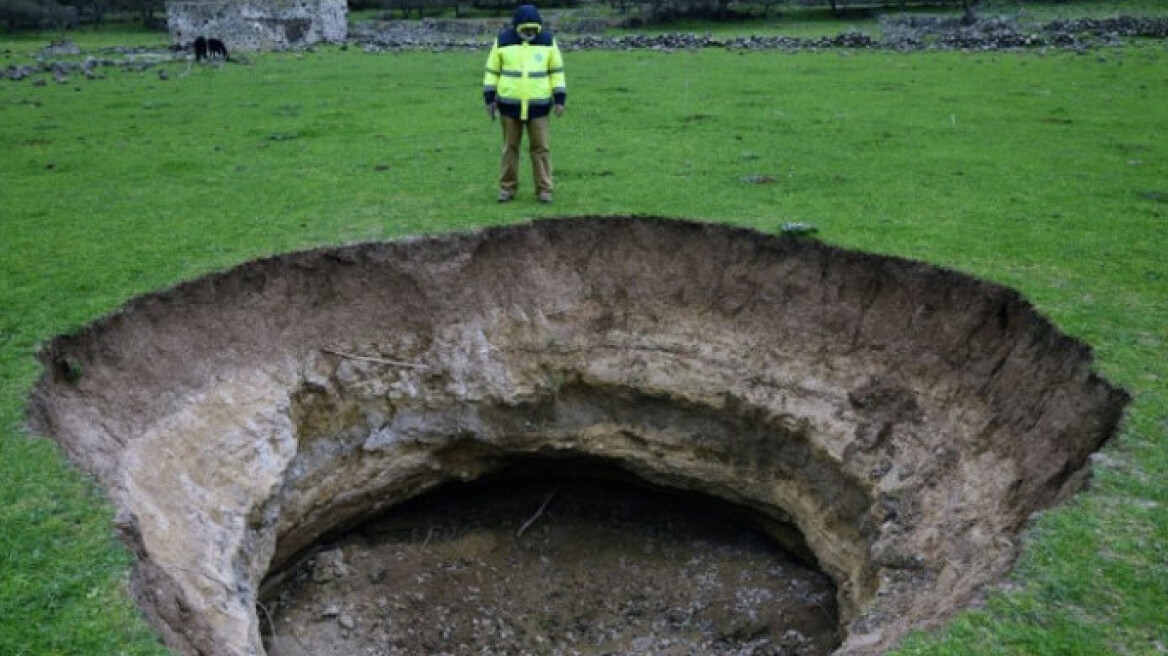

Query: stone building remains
left=166, top=0, right=348, bottom=51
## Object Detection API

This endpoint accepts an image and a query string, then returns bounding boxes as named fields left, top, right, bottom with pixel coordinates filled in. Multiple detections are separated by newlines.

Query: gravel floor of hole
left=262, top=477, right=841, bottom=656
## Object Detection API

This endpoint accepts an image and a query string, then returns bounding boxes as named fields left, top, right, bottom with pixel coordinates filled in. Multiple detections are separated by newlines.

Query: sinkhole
left=29, top=217, right=1128, bottom=655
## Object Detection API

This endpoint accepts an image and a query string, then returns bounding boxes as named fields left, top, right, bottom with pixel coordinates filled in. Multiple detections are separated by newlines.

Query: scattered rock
left=780, top=222, right=819, bottom=237
left=349, top=15, right=1168, bottom=54
left=742, top=175, right=776, bottom=184
left=4, top=13, right=1166, bottom=91
left=5, top=65, right=33, bottom=80
left=313, top=549, right=350, bottom=583
left=264, top=477, right=842, bottom=656
left=41, top=39, right=80, bottom=57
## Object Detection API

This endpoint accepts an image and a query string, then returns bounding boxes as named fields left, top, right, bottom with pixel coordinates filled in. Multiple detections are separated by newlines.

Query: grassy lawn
left=2, top=25, right=1166, bottom=656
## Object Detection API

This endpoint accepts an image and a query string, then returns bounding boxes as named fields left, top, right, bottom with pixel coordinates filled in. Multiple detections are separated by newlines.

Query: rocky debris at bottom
left=262, top=477, right=841, bottom=656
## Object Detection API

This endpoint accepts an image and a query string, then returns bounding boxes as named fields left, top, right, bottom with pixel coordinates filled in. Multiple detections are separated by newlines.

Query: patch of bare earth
left=263, top=475, right=839, bottom=656
left=29, top=217, right=1128, bottom=655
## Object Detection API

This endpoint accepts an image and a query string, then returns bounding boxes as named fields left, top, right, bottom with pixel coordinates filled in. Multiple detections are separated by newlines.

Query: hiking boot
left=537, top=191, right=553, bottom=204
left=497, top=190, right=515, bottom=203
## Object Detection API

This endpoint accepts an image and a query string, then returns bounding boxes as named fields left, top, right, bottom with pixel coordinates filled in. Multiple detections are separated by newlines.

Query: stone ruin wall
left=166, top=0, right=347, bottom=51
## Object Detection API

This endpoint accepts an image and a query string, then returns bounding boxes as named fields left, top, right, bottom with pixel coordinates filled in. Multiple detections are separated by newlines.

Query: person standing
left=483, top=4, right=567, bottom=204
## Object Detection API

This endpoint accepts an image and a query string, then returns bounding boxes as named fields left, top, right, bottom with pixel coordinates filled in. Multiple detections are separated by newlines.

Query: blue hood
left=512, top=4, right=543, bottom=26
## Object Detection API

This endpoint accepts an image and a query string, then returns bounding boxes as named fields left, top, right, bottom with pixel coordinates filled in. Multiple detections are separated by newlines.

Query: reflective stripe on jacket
left=483, top=29, right=566, bottom=121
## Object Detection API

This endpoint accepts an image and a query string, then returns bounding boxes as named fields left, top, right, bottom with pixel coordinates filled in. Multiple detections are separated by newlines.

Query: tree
left=73, top=0, right=109, bottom=25
left=135, top=0, right=165, bottom=28
left=961, top=0, right=980, bottom=24
left=1, top=0, right=40, bottom=29
left=607, top=0, right=632, bottom=16
left=101, top=0, right=165, bottom=28
left=0, top=0, right=77, bottom=30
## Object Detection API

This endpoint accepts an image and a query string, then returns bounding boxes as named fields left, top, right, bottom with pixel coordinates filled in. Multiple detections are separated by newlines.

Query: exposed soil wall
left=28, top=217, right=1128, bottom=655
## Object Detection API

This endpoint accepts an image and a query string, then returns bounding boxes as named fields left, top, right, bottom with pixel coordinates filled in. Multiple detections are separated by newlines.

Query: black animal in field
left=192, top=36, right=228, bottom=62
left=208, top=38, right=228, bottom=61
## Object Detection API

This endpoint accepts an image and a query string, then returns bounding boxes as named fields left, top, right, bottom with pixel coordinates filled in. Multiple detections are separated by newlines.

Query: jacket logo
left=534, top=53, right=544, bottom=62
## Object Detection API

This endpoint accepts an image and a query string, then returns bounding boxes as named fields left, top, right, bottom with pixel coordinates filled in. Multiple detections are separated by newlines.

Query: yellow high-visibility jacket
left=483, top=27, right=566, bottom=121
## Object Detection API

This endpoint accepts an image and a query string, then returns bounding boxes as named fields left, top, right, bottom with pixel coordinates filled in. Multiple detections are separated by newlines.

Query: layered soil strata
left=29, top=217, right=1128, bottom=655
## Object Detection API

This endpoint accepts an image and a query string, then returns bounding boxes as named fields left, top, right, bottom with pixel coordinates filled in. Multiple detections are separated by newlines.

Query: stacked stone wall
left=166, top=0, right=347, bottom=51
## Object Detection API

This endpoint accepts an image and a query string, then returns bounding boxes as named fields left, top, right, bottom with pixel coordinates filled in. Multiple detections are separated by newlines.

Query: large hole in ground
left=260, top=459, right=841, bottom=655
left=29, top=217, right=1129, bottom=655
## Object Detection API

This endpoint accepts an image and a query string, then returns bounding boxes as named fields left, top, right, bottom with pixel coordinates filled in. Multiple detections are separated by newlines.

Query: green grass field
left=2, top=20, right=1167, bottom=656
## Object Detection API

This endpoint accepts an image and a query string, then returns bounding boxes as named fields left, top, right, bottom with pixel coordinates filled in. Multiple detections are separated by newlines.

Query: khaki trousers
left=499, top=115, right=552, bottom=195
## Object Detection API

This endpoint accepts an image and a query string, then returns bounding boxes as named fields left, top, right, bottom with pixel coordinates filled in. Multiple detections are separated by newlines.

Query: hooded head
left=512, top=4, right=543, bottom=41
